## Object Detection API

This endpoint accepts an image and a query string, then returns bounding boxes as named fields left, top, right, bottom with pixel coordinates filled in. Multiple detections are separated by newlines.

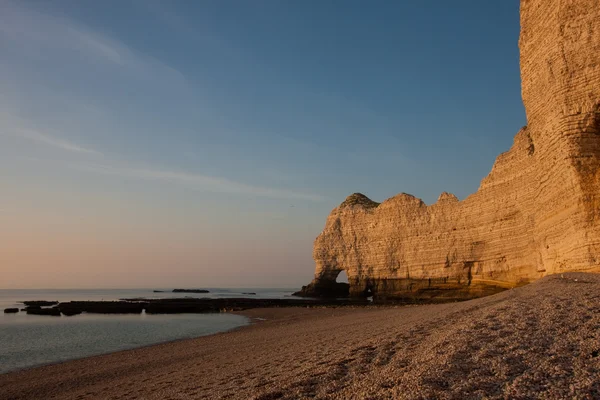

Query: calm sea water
left=0, top=288, right=297, bottom=374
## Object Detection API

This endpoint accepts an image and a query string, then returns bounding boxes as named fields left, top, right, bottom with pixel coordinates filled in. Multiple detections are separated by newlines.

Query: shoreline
left=0, top=305, right=393, bottom=376
left=1, top=273, right=599, bottom=399
left=0, top=313, right=253, bottom=376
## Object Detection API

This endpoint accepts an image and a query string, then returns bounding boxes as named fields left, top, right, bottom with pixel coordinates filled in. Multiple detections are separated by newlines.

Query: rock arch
left=296, top=0, right=600, bottom=302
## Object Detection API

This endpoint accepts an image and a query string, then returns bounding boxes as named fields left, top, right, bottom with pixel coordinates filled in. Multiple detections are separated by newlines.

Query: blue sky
left=0, top=0, right=525, bottom=288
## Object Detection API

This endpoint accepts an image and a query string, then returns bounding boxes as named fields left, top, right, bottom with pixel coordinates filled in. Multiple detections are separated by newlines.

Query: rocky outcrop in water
left=128, top=297, right=366, bottom=314
left=58, top=302, right=144, bottom=315
left=26, top=307, right=61, bottom=316
left=298, top=0, right=600, bottom=301
left=172, top=289, right=210, bottom=294
left=16, top=298, right=368, bottom=317
left=3, top=308, right=19, bottom=313
left=21, top=301, right=58, bottom=307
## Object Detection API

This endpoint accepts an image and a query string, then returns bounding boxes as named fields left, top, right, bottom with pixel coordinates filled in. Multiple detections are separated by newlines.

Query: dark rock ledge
left=20, top=301, right=59, bottom=307
left=17, top=297, right=370, bottom=316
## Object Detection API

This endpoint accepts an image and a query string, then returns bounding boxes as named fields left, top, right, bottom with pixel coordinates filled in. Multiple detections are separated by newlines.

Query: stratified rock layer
left=298, top=0, right=600, bottom=301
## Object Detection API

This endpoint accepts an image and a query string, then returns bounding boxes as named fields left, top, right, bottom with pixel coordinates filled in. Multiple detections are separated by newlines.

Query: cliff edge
left=297, top=0, right=600, bottom=301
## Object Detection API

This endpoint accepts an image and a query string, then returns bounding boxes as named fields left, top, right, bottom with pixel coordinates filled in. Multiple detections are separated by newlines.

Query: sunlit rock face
left=297, top=0, right=600, bottom=302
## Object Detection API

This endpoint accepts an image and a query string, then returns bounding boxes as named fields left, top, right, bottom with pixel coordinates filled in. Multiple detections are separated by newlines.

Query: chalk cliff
left=297, top=0, right=600, bottom=301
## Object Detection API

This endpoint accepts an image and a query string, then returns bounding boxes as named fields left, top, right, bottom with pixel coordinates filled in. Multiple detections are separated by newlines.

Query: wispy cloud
left=16, top=128, right=102, bottom=155
left=76, top=163, right=325, bottom=202
left=0, top=0, right=186, bottom=83
left=0, top=110, right=102, bottom=156
left=139, top=0, right=242, bottom=62
left=0, top=0, right=324, bottom=203
left=73, top=28, right=124, bottom=65
left=0, top=2, right=120, bottom=65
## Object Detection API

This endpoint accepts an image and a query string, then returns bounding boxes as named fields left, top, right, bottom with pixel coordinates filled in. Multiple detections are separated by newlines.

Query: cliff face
left=298, top=0, right=600, bottom=301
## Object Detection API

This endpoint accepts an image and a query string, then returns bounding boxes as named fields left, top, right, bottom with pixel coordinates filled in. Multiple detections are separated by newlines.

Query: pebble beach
left=1, top=273, right=599, bottom=399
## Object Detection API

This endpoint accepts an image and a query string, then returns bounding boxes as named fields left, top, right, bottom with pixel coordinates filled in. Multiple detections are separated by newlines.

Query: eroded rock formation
left=297, top=0, right=600, bottom=301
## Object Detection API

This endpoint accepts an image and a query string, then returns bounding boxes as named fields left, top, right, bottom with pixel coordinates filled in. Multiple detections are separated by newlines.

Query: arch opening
left=335, top=270, right=349, bottom=284
left=315, top=269, right=349, bottom=298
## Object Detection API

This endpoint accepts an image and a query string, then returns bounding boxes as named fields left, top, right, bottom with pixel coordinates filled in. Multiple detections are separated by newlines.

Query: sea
left=0, top=288, right=297, bottom=374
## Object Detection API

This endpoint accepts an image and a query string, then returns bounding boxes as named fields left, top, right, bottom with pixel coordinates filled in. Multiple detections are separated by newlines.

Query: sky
left=0, top=0, right=526, bottom=289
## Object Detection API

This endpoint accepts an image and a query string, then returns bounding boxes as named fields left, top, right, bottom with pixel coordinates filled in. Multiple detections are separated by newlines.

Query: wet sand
left=1, top=272, right=600, bottom=399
